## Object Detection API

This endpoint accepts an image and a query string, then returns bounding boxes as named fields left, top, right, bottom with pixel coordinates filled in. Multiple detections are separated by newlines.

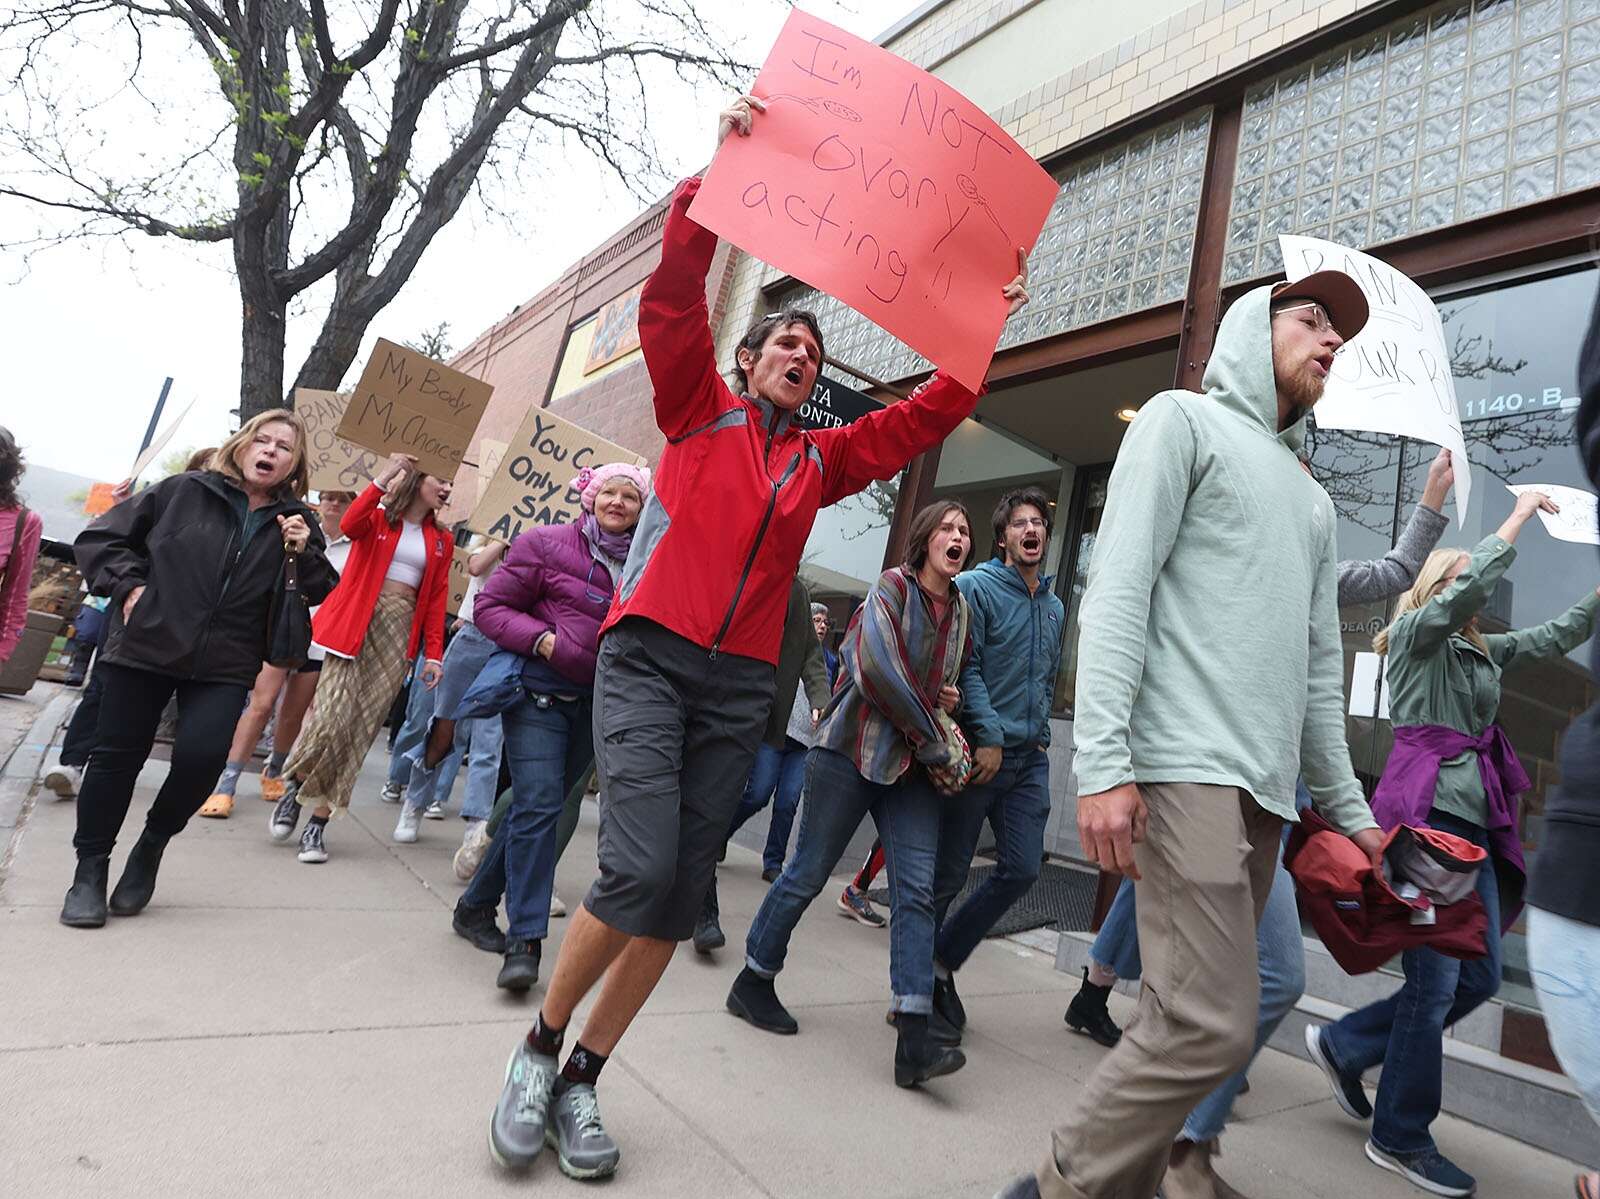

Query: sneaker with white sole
left=1304, top=1023, right=1372, bottom=1120
left=380, top=781, right=403, bottom=804
left=489, top=1039, right=557, bottom=1169
left=547, top=1082, right=620, bottom=1180
left=297, top=821, right=329, bottom=863
left=394, top=804, right=424, bottom=844
left=269, top=791, right=303, bottom=842
left=1364, top=1141, right=1476, bottom=1197
left=454, top=821, right=491, bottom=881
left=423, top=800, right=446, bottom=820
left=838, top=884, right=888, bottom=928
left=42, top=764, right=82, bottom=800
left=550, top=892, right=567, bottom=918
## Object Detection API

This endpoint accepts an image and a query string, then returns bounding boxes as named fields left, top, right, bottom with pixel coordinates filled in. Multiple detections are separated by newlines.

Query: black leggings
left=72, top=663, right=249, bottom=858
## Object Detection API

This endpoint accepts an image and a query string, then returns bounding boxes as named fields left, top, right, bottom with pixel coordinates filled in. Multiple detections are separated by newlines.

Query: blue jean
left=728, top=739, right=809, bottom=872
left=1089, top=877, right=1143, bottom=980
left=386, top=653, right=466, bottom=791
left=460, top=693, right=593, bottom=940
left=1320, top=812, right=1502, bottom=1156
left=745, top=747, right=947, bottom=1014
left=933, top=747, right=1050, bottom=972
left=1528, top=907, right=1600, bottom=1130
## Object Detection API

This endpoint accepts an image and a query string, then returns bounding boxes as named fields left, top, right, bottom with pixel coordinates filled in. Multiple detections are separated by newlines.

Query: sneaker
left=269, top=791, right=303, bottom=841
left=393, top=803, right=424, bottom=844
left=726, top=966, right=798, bottom=1035
left=1364, top=1141, right=1476, bottom=1197
left=380, top=781, right=403, bottom=804
left=837, top=884, right=887, bottom=928
left=1305, top=1024, right=1373, bottom=1120
left=488, top=1039, right=557, bottom=1169
left=547, top=1082, right=620, bottom=1180
left=297, top=821, right=328, bottom=864
left=549, top=892, right=567, bottom=918
left=423, top=800, right=446, bottom=820
left=497, top=939, right=541, bottom=992
left=42, top=763, right=82, bottom=800
left=453, top=899, right=508, bottom=954
left=259, top=774, right=287, bottom=803
left=454, top=821, right=492, bottom=881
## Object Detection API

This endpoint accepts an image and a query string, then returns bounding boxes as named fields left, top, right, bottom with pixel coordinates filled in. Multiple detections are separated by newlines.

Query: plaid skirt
left=284, top=592, right=414, bottom=814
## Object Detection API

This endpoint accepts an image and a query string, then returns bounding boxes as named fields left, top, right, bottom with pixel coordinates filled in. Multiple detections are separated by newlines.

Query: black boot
left=933, top=972, right=966, bottom=1031
left=108, top=831, right=168, bottom=917
left=726, top=966, right=798, bottom=1034
left=693, top=877, right=725, bottom=954
left=893, top=1013, right=966, bottom=1088
left=497, top=938, right=541, bottom=992
left=452, top=899, right=507, bottom=954
left=60, top=854, right=111, bottom=928
left=1064, top=967, right=1123, bottom=1047
left=887, top=1008, right=961, bottom=1047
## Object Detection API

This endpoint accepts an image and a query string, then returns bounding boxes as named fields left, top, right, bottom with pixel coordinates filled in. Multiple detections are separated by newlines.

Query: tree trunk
left=238, top=289, right=289, bottom=422
left=292, top=308, right=370, bottom=398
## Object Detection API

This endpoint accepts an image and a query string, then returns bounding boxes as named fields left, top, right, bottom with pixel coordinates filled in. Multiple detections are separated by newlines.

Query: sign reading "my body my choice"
left=336, top=339, right=493, bottom=480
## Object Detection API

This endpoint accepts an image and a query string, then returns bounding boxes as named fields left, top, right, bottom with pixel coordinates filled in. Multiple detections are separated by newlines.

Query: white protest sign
left=129, top=397, right=199, bottom=481
left=1280, top=235, right=1470, bottom=526
left=1348, top=651, right=1392, bottom=720
left=1505, top=484, right=1600, bottom=546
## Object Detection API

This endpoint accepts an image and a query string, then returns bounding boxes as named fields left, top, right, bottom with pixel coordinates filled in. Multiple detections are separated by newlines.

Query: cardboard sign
left=1280, top=235, right=1471, bottom=525
left=584, top=282, right=644, bottom=374
left=296, top=389, right=383, bottom=494
left=129, top=397, right=198, bottom=481
left=477, top=439, right=509, bottom=492
left=446, top=545, right=473, bottom=618
left=793, top=372, right=882, bottom=430
left=471, top=408, right=646, bottom=542
left=335, top=338, right=494, bottom=480
left=1505, top=484, right=1600, bottom=546
left=83, top=482, right=119, bottom=517
left=689, top=11, right=1058, bottom=393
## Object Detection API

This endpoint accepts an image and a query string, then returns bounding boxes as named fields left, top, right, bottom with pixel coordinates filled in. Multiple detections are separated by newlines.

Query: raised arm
left=1486, top=589, right=1600, bottom=669
left=810, top=372, right=980, bottom=507
left=639, top=176, right=727, bottom=439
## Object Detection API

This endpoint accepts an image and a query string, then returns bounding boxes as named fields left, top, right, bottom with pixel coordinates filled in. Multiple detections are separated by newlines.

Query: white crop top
left=384, top=522, right=428, bottom=589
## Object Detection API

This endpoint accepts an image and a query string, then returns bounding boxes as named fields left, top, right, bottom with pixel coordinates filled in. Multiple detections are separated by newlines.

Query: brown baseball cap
left=1271, top=269, right=1370, bottom=342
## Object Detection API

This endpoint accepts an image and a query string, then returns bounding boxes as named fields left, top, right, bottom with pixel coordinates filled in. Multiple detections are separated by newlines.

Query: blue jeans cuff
left=891, top=994, right=933, bottom=1015
left=744, top=954, right=777, bottom=980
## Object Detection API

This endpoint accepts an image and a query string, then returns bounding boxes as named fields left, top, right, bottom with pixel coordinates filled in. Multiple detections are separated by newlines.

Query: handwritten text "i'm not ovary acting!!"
left=690, top=11, right=1058, bottom=393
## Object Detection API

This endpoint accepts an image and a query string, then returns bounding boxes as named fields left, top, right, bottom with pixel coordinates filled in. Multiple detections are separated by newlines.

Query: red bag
left=1285, top=811, right=1489, bottom=975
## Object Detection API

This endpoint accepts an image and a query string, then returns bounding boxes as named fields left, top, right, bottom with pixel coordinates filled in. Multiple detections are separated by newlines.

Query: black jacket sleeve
left=74, top=477, right=173, bottom=605
left=296, top=515, right=338, bottom=605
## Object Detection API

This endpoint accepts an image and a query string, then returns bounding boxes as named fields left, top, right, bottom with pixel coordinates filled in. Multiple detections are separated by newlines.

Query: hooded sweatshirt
left=956, top=558, right=1064, bottom=751
left=1071, top=284, right=1377, bottom=834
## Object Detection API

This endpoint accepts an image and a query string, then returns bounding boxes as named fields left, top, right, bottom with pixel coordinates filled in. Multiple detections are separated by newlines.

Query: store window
left=1226, top=0, right=1600, bottom=284
left=1308, top=263, right=1599, bottom=1006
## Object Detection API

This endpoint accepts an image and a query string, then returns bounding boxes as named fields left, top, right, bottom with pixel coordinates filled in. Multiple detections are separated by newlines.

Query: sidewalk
left=0, top=730, right=1584, bottom=1198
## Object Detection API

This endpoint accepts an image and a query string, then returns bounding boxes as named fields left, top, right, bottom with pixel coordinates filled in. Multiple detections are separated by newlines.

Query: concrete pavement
left=0, top=722, right=1586, bottom=1198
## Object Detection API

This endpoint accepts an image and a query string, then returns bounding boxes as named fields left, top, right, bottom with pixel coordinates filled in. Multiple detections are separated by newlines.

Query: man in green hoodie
left=996, top=271, right=1389, bottom=1199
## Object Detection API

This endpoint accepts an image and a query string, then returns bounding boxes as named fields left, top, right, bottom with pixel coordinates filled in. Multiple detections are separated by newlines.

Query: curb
left=0, top=689, right=76, bottom=891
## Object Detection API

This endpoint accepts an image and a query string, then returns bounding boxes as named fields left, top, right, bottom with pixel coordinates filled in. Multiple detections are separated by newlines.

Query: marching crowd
left=10, top=92, right=1600, bottom=1199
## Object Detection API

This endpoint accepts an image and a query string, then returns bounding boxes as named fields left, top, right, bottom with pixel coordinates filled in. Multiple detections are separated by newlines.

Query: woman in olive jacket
left=61, top=409, right=336, bottom=928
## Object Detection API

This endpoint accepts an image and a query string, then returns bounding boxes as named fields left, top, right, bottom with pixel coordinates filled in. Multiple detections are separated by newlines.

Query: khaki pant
left=1039, top=782, right=1284, bottom=1199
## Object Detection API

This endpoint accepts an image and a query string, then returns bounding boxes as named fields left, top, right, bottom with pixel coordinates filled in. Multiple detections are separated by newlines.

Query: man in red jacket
left=488, top=95, right=1029, bottom=1180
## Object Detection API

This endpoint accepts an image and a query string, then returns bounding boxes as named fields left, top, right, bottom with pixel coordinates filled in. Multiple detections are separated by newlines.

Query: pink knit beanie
left=573, top=462, right=651, bottom=512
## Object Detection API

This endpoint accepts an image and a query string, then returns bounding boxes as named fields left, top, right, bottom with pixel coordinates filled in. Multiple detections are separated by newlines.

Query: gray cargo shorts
left=584, top=618, right=774, bottom=942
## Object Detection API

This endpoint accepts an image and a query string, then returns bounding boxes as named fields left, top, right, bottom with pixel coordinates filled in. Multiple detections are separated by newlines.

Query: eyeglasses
left=1272, top=301, right=1334, bottom=334
left=1007, top=516, right=1048, bottom=531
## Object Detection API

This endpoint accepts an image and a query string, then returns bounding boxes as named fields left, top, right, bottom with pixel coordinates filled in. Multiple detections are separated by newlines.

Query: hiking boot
left=43, top=763, right=81, bottom=800
left=393, top=803, right=424, bottom=844
left=488, top=1039, right=557, bottom=1169
left=380, top=781, right=403, bottom=804
left=453, top=899, right=507, bottom=954
left=497, top=938, right=541, bottom=992
left=548, top=1082, right=620, bottom=1180
left=60, top=854, right=110, bottom=928
left=1305, top=1024, right=1372, bottom=1120
left=269, top=790, right=303, bottom=841
left=1064, top=967, right=1122, bottom=1047
left=108, top=831, right=167, bottom=916
left=726, top=966, right=798, bottom=1035
left=934, top=972, right=967, bottom=1031
left=453, top=820, right=492, bottom=881
left=1164, top=1138, right=1252, bottom=1199
left=837, top=884, right=887, bottom=927
left=1364, top=1141, right=1476, bottom=1197
left=993, top=1176, right=1042, bottom=1199
left=893, top=1013, right=965, bottom=1088
left=297, top=821, right=328, bottom=864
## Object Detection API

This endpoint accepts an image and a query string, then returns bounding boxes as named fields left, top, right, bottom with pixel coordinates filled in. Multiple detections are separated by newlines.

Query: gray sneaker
left=488, top=1040, right=558, bottom=1169
left=269, top=791, right=303, bottom=841
left=547, top=1082, right=620, bottom=1180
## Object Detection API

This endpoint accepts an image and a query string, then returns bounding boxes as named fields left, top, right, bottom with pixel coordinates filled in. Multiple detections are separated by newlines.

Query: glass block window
left=1225, top=0, right=1600, bottom=284
left=771, top=112, right=1212, bottom=384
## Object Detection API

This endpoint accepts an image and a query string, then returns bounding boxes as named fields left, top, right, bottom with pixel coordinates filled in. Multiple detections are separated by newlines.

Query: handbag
left=265, top=546, right=313, bottom=668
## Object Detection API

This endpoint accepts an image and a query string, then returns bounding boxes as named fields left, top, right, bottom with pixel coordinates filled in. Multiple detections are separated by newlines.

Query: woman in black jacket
left=60, top=408, right=336, bottom=928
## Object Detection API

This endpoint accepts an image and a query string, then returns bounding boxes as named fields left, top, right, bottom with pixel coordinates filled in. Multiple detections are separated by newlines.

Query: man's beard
left=1278, top=364, right=1326, bottom=413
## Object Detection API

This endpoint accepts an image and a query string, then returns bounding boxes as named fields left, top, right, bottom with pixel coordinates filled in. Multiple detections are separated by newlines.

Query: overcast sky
left=1, top=2, right=890, bottom=484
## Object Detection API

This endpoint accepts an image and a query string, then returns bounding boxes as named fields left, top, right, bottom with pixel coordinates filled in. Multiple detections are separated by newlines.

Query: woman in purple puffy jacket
left=451, top=462, right=648, bottom=992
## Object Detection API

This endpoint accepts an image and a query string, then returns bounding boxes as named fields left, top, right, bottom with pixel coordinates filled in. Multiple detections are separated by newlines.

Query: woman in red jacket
left=268, top=451, right=453, bottom=864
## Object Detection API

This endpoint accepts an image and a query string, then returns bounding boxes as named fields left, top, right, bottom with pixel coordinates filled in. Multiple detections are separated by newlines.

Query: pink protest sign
left=689, top=11, right=1058, bottom=393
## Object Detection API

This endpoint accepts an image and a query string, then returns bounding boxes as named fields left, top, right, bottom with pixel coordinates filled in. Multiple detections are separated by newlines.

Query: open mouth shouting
left=1311, top=351, right=1335, bottom=379
left=784, top=366, right=805, bottom=387
left=249, top=454, right=279, bottom=481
